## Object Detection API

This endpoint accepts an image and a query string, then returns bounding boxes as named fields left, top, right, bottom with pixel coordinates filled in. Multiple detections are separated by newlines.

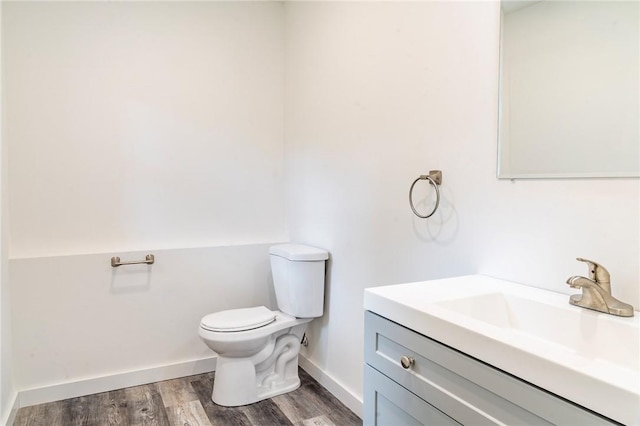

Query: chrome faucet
left=567, top=258, right=634, bottom=317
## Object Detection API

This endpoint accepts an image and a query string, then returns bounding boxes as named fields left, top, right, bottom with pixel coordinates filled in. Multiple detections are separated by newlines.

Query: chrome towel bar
left=409, top=170, right=442, bottom=219
left=111, top=254, right=155, bottom=268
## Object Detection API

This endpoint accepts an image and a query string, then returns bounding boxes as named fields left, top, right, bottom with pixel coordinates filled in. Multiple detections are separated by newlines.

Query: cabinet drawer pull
left=400, top=356, right=415, bottom=369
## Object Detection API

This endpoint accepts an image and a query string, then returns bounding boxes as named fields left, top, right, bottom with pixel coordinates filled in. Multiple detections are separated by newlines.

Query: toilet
left=198, top=243, right=329, bottom=407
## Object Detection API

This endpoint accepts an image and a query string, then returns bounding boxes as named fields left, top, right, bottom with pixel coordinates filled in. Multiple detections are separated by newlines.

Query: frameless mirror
left=498, top=1, right=639, bottom=179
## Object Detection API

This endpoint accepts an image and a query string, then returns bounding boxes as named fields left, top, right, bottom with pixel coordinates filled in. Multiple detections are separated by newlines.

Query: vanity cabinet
left=364, top=311, right=618, bottom=425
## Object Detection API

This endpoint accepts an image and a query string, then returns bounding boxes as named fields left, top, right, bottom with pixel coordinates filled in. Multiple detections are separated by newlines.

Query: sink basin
left=364, top=275, right=640, bottom=425
left=435, top=292, right=639, bottom=371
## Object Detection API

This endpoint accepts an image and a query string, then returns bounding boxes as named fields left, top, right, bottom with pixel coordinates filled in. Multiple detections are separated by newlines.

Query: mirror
left=498, top=1, right=639, bottom=179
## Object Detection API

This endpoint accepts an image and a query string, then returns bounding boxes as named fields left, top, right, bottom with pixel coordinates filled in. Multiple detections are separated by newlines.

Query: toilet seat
left=200, top=306, right=276, bottom=332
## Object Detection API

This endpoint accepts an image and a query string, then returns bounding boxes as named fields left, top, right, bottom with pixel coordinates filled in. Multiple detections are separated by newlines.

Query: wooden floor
left=13, top=368, right=361, bottom=426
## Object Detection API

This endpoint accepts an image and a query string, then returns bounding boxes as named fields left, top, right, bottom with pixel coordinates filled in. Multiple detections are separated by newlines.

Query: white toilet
left=198, top=243, right=329, bottom=407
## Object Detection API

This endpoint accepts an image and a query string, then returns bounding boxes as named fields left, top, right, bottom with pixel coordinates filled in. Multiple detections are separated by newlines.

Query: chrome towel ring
left=409, top=170, right=442, bottom=219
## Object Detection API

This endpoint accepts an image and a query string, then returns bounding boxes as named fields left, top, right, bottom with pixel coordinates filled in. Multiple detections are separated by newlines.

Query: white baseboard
left=2, top=391, right=19, bottom=426
left=18, top=356, right=217, bottom=408
left=299, top=355, right=363, bottom=419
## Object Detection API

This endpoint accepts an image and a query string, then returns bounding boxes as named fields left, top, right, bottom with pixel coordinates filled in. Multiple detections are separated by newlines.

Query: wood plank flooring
left=13, top=368, right=361, bottom=426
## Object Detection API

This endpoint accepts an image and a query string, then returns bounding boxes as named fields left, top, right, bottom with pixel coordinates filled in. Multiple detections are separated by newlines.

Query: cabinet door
left=364, top=365, right=459, bottom=426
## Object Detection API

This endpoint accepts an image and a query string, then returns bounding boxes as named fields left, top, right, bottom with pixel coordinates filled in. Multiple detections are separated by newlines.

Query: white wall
left=1, top=0, right=18, bottom=422
left=4, top=1, right=287, bottom=258
left=285, top=0, right=639, bottom=407
left=10, top=244, right=280, bottom=400
left=4, top=1, right=288, bottom=405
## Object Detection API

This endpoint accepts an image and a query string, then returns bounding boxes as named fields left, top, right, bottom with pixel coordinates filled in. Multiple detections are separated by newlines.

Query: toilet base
left=256, top=375, right=301, bottom=401
left=211, top=366, right=302, bottom=407
left=211, top=327, right=307, bottom=407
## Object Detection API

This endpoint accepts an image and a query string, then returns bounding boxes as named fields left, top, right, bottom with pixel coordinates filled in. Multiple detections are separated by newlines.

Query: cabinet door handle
left=400, top=356, right=415, bottom=369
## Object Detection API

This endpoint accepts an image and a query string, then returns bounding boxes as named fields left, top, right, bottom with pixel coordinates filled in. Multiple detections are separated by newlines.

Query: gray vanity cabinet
left=364, top=311, right=617, bottom=425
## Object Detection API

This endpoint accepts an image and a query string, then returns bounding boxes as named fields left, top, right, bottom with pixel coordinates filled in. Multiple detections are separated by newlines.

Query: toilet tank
left=269, top=244, right=329, bottom=318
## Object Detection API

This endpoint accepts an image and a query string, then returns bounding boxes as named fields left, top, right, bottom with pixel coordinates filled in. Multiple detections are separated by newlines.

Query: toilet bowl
left=199, top=307, right=312, bottom=406
left=198, top=244, right=328, bottom=407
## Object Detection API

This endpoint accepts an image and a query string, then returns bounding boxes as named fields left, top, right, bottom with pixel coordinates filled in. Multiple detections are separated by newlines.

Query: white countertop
left=364, top=275, right=640, bottom=425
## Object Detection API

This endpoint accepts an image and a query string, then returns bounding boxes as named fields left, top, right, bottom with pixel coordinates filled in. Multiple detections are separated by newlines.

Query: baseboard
left=298, top=355, right=363, bottom=419
left=2, top=391, right=19, bottom=426
left=18, top=356, right=217, bottom=408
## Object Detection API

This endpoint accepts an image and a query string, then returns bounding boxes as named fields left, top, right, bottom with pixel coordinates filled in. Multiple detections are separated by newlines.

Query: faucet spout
left=567, top=275, right=601, bottom=291
left=567, top=276, right=609, bottom=314
left=566, top=275, right=634, bottom=317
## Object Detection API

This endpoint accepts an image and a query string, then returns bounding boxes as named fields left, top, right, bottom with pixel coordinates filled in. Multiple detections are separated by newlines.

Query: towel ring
left=409, top=170, right=442, bottom=219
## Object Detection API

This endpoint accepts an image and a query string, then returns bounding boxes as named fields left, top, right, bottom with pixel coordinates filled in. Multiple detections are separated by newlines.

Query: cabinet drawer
left=364, top=365, right=459, bottom=426
left=365, top=311, right=616, bottom=425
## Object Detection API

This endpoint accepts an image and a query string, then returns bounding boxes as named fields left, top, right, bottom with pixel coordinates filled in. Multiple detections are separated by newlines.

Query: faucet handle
left=576, top=258, right=610, bottom=285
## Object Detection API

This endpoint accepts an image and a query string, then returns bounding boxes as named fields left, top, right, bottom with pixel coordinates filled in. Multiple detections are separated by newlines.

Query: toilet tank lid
left=270, top=244, right=329, bottom=261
